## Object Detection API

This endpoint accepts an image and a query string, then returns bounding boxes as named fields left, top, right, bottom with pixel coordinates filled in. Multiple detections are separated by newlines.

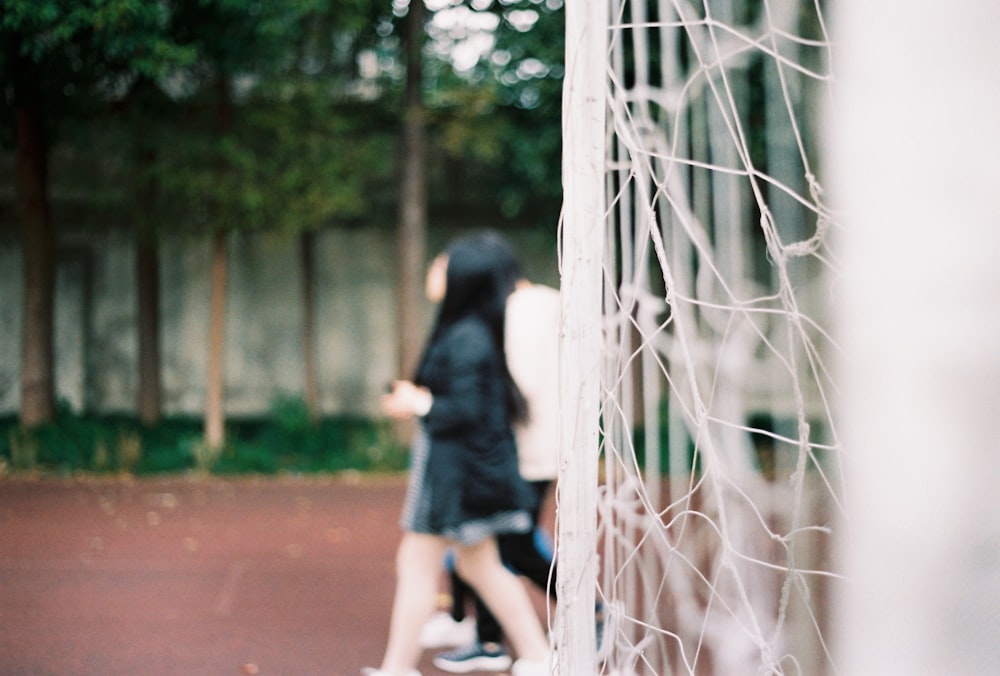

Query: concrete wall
left=0, top=225, right=558, bottom=419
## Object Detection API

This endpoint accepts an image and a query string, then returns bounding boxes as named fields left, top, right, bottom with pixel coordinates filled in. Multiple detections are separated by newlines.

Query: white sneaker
left=511, top=657, right=551, bottom=676
left=418, top=611, right=476, bottom=648
left=360, top=669, right=421, bottom=676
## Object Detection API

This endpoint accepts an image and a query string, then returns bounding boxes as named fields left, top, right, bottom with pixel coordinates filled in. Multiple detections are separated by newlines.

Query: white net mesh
left=558, top=1, right=842, bottom=674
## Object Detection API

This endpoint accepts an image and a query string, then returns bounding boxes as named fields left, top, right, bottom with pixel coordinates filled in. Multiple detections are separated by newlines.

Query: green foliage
left=168, top=0, right=334, bottom=80
left=7, top=426, right=39, bottom=471
left=99, top=0, right=400, bottom=237
left=2, top=0, right=398, bottom=231
left=215, top=395, right=409, bottom=474
left=1, top=0, right=196, bottom=74
left=137, top=85, right=397, bottom=235
left=0, top=403, right=408, bottom=477
left=0, top=0, right=197, bottom=148
left=417, top=0, right=565, bottom=225
left=3, top=0, right=565, bottom=233
left=1, top=403, right=132, bottom=474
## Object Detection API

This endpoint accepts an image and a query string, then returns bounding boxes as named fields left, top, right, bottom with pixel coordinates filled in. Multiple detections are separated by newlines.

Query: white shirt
left=505, top=283, right=560, bottom=481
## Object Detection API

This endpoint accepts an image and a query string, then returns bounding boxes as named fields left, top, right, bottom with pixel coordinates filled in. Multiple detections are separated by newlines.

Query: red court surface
left=0, top=473, right=548, bottom=676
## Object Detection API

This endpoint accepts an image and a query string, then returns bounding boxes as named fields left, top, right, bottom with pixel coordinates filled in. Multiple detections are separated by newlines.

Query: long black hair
left=472, top=230, right=524, bottom=297
left=414, top=233, right=528, bottom=424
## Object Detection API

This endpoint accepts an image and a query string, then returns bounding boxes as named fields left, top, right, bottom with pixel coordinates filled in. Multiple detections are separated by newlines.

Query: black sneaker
left=432, top=641, right=512, bottom=673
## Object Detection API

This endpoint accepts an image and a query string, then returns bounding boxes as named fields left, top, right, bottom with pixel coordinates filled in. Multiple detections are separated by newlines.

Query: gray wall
left=0, top=225, right=558, bottom=419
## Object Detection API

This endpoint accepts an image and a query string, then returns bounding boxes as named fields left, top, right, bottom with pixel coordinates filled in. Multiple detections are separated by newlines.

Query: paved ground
left=0, top=473, right=549, bottom=676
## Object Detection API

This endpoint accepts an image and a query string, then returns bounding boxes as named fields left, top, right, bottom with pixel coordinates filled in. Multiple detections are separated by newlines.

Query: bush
left=0, top=398, right=408, bottom=476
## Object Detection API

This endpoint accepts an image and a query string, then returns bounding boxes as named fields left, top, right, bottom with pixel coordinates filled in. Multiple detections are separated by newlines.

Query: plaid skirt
left=400, top=426, right=531, bottom=546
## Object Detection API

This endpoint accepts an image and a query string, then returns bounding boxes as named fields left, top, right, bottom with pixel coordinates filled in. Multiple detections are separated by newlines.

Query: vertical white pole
left=557, top=0, right=606, bottom=672
left=832, top=2, right=1000, bottom=674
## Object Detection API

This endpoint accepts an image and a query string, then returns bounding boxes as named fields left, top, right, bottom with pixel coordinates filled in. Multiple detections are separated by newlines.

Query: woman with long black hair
left=366, top=235, right=550, bottom=676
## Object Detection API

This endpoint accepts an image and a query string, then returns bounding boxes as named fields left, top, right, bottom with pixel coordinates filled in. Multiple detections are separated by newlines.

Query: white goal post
left=554, top=0, right=607, bottom=674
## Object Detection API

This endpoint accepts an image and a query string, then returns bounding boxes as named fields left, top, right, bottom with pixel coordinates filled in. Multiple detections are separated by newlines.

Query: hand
left=380, top=380, right=432, bottom=419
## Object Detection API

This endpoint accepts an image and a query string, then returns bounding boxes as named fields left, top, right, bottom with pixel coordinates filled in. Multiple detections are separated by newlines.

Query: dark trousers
left=450, top=480, right=556, bottom=644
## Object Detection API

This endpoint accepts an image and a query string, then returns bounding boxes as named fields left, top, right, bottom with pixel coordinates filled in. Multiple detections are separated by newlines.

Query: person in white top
left=506, top=281, right=561, bottom=485
left=421, top=232, right=561, bottom=675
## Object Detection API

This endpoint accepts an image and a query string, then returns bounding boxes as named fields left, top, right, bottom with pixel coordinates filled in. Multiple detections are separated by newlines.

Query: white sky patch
left=506, top=9, right=539, bottom=32
left=427, top=4, right=500, bottom=72
left=451, top=32, right=496, bottom=72
left=515, top=57, right=548, bottom=78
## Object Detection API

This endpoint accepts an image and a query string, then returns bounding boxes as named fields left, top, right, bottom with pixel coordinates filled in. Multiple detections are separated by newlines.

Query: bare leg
left=380, top=532, right=448, bottom=674
left=455, top=537, right=550, bottom=662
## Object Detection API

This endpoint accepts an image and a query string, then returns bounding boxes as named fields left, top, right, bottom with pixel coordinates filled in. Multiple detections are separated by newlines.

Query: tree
left=153, top=0, right=328, bottom=451
left=132, top=0, right=395, bottom=447
left=396, top=0, right=429, bottom=388
left=0, top=1, right=195, bottom=427
left=10, top=50, right=54, bottom=428
left=115, top=79, right=177, bottom=427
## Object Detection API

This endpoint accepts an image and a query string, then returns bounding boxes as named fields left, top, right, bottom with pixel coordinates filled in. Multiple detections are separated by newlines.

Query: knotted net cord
left=557, top=1, right=842, bottom=673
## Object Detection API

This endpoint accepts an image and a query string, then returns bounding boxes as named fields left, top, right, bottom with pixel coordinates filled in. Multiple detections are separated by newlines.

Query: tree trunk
left=136, top=237, right=162, bottom=425
left=16, top=105, right=56, bottom=428
left=397, top=0, right=428, bottom=383
left=301, top=230, right=320, bottom=424
left=204, top=229, right=228, bottom=450
left=204, top=79, right=234, bottom=452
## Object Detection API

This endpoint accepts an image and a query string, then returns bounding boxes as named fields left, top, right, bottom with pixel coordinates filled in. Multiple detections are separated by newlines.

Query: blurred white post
left=832, top=2, right=1000, bottom=674
left=556, top=0, right=606, bottom=672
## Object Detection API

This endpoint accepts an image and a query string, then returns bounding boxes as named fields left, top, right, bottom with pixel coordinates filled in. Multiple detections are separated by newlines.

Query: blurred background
left=0, top=0, right=565, bottom=476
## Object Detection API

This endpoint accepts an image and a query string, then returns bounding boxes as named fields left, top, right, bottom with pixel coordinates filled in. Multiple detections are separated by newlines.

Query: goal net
left=557, top=1, right=841, bottom=674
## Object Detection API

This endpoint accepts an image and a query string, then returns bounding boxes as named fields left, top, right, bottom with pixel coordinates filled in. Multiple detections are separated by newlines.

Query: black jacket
left=419, top=316, right=534, bottom=531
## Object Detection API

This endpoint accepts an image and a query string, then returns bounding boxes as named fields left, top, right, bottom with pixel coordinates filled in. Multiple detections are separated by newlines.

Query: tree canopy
left=2, top=0, right=566, bottom=236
